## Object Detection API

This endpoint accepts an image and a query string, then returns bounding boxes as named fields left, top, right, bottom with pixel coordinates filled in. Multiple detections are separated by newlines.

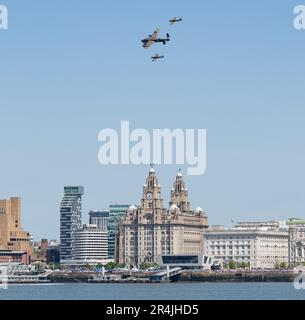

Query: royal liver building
left=117, top=167, right=208, bottom=266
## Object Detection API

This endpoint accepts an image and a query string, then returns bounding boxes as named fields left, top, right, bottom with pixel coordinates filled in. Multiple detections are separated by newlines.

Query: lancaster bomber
left=141, top=28, right=170, bottom=49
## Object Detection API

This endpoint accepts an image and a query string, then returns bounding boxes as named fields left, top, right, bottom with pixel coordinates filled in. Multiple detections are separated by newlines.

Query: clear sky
left=1, top=0, right=305, bottom=240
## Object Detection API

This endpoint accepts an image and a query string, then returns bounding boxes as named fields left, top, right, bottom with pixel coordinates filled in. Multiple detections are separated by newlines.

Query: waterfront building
left=156, top=254, right=213, bottom=269
left=32, top=238, right=49, bottom=263
left=72, top=224, right=108, bottom=264
left=117, top=167, right=208, bottom=267
left=204, top=222, right=289, bottom=269
left=89, top=210, right=109, bottom=231
left=287, top=218, right=305, bottom=265
left=60, top=186, right=84, bottom=261
left=0, top=250, right=29, bottom=265
left=0, top=197, right=34, bottom=264
left=108, top=204, right=130, bottom=261
left=46, top=240, right=60, bottom=265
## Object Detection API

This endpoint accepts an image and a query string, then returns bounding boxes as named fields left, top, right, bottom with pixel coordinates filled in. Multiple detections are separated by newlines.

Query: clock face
left=146, top=192, right=153, bottom=200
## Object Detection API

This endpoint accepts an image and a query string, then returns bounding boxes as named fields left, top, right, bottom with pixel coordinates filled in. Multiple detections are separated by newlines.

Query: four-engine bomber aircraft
left=141, top=28, right=170, bottom=49
left=151, top=54, right=164, bottom=62
left=169, top=17, right=182, bottom=25
left=142, top=18, right=182, bottom=60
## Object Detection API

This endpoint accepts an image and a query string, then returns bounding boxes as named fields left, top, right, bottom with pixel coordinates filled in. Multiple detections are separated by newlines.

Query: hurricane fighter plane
left=151, top=54, right=164, bottom=62
left=169, top=17, right=182, bottom=25
left=141, top=28, right=170, bottom=49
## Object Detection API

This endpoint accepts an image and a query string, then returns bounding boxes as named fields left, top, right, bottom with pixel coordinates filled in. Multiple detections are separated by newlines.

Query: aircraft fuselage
left=142, top=38, right=170, bottom=45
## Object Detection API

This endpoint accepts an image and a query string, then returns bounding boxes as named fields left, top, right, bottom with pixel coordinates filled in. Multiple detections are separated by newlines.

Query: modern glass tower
left=108, top=204, right=129, bottom=260
left=60, top=186, right=84, bottom=261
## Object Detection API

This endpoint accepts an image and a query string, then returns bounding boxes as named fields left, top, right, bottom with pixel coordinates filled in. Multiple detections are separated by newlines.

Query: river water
left=0, top=282, right=305, bottom=300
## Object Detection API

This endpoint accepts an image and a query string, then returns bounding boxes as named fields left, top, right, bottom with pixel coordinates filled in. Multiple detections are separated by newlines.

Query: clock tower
left=169, top=168, right=191, bottom=212
left=141, top=165, right=163, bottom=211
left=117, top=166, right=208, bottom=266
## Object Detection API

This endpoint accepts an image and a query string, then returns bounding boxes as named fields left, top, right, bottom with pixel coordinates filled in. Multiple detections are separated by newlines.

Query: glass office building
left=108, top=205, right=129, bottom=260
left=60, top=186, right=84, bottom=261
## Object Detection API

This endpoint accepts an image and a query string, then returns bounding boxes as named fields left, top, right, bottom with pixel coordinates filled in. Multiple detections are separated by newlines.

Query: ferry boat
left=0, top=273, right=50, bottom=284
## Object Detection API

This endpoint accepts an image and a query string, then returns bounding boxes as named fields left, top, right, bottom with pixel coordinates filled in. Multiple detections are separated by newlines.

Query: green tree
left=280, top=262, right=287, bottom=270
left=35, top=263, right=44, bottom=273
left=141, top=262, right=159, bottom=270
left=238, top=262, right=248, bottom=269
left=105, top=262, right=118, bottom=270
left=274, top=262, right=281, bottom=269
left=95, top=263, right=103, bottom=270
left=228, top=261, right=237, bottom=270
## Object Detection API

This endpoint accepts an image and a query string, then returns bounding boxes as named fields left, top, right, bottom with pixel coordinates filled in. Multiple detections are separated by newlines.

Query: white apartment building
left=72, top=224, right=108, bottom=264
left=204, top=222, right=289, bottom=269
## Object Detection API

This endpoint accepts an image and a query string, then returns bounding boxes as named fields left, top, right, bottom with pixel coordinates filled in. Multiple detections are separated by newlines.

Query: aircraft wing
left=143, top=40, right=154, bottom=49
left=150, top=28, right=160, bottom=39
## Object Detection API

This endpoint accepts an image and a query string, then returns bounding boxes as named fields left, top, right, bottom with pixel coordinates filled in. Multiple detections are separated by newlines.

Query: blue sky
left=0, top=1, right=305, bottom=240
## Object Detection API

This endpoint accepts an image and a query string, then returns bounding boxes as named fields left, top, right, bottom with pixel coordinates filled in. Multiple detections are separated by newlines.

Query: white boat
left=0, top=274, right=50, bottom=284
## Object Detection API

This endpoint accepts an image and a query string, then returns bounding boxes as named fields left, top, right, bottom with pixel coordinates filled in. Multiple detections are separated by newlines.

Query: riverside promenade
left=180, top=270, right=299, bottom=282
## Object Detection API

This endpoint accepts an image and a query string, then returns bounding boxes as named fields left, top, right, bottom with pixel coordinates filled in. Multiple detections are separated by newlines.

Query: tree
left=95, top=263, right=103, bottom=269
left=141, top=262, right=159, bottom=270
left=228, top=261, right=237, bottom=270
left=274, top=262, right=281, bottom=269
left=280, top=262, right=287, bottom=270
left=105, top=262, right=118, bottom=270
left=238, top=262, right=248, bottom=269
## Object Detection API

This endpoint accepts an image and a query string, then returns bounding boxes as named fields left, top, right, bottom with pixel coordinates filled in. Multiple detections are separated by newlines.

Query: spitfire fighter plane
left=151, top=54, right=164, bottom=62
left=169, top=17, right=182, bottom=25
left=141, top=28, right=170, bottom=49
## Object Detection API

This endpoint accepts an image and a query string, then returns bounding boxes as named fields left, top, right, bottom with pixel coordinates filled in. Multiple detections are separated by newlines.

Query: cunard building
left=117, top=167, right=209, bottom=267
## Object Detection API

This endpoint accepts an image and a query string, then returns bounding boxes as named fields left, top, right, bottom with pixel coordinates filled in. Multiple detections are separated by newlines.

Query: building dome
left=194, top=207, right=203, bottom=214
left=128, top=205, right=137, bottom=211
left=177, top=169, right=183, bottom=177
left=169, top=204, right=179, bottom=213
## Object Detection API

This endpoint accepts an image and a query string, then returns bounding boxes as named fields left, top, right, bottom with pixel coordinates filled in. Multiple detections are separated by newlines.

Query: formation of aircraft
left=141, top=28, right=170, bottom=49
left=151, top=54, right=165, bottom=62
left=169, top=17, right=182, bottom=25
left=141, top=17, right=182, bottom=62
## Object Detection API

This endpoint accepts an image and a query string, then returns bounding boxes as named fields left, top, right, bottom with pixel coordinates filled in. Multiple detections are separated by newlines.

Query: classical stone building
left=117, top=167, right=208, bottom=266
left=204, top=222, right=289, bottom=269
left=287, top=218, right=305, bottom=265
left=0, top=197, right=34, bottom=264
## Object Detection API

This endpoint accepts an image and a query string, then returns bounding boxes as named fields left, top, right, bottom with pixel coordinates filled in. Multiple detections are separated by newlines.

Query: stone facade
left=204, top=223, right=289, bottom=269
left=117, top=167, right=208, bottom=266
left=287, top=218, right=305, bottom=265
